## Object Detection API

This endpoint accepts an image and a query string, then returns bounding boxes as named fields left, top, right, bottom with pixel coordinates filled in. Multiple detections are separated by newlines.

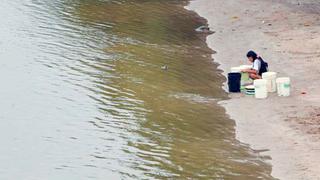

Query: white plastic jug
left=254, top=79, right=268, bottom=99
left=240, top=72, right=249, bottom=86
left=262, top=72, right=277, bottom=93
left=239, top=65, right=252, bottom=85
left=276, top=77, right=290, bottom=96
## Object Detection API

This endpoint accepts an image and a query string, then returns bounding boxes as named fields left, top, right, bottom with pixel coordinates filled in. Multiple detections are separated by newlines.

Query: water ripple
left=0, top=0, right=274, bottom=179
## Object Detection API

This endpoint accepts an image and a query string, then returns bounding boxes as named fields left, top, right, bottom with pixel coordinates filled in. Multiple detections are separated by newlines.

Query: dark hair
left=246, top=50, right=258, bottom=60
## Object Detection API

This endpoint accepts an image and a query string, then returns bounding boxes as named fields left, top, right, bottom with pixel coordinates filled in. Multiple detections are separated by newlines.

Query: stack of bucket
left=244, top=85, right=255, bottom=95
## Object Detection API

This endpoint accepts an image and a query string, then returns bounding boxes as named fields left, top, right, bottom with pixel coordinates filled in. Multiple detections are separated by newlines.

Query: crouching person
left=242, top=50, right=268, bottom=79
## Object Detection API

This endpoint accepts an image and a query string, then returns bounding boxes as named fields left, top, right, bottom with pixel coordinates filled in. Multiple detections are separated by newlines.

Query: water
left=0, top=0, right=274, bottom=179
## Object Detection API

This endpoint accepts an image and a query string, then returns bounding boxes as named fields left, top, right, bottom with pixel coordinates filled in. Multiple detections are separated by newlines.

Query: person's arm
left=242, top=68, right=258, bottom=74
left=243, top=60, right=260, bottom=74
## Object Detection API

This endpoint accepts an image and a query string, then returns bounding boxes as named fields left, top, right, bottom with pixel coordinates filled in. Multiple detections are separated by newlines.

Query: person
left=242, top=50, right=268, bottom=79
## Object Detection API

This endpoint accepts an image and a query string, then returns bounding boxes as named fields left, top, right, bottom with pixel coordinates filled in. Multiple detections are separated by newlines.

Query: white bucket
left=262, top=72, right=277, bottom=92
left=254, top=79, right=268, bottom=99
left=276, top=77, right=291, bottom=96
left=230, top=67, right=242, bottom=73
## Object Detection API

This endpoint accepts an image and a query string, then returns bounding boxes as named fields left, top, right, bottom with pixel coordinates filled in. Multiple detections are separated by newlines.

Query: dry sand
left=187, top=0, right=320, bottom=179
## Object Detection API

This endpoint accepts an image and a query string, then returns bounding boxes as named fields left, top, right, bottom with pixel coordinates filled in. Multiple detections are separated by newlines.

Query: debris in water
left=195, top=25, right=215, bottom=34
left=161, top=65, right=168, bottom=71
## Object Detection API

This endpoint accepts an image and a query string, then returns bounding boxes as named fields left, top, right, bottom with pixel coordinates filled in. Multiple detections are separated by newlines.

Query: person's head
left=246, top=50, right=258, bottom=62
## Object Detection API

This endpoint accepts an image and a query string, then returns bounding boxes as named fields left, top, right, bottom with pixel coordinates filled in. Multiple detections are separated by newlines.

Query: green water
left=0, top=0, right=275, bottom=179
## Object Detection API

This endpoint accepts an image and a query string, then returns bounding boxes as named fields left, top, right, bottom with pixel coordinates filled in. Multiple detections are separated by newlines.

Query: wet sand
left=187, top=0, right=320, bottom=179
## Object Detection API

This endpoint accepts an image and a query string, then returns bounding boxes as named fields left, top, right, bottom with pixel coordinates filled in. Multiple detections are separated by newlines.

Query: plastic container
left=254, top=79, right=268, bottom=99
left=245, top=85, right=255, bottom=95
left=230, top=67, right=242, bottom=73
left=240, top=65, right=252, bottom=69
left=240, top=72, right=250, bottom=86
left=276, top=77, right=291, bottom=96
left=239, top=65, right=252, bottom=86
left=228, top=73, right=241, bottom=93
left=262, top=72, right=277, bottom=93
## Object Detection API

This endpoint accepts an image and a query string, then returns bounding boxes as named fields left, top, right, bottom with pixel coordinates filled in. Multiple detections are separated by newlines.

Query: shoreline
left=187, top=0, right=320, bottom=179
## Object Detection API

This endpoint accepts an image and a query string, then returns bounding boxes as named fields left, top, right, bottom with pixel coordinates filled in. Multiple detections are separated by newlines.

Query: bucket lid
left=245, top=85, right=255, bottom=89
left=239, top=65, right=252, bottom=70
left=245, top=92, right=255, bottom=95
left=228, top=72, right=241, bottom=75
left=262, top=72, right=277, bottom=78
left=254, top=79, right=267, bottom=85
left=246, top=90, right=255, bottom=93
left=230, top=67, right=242, bottom=72
left=276, top=77, right=290, bottom=83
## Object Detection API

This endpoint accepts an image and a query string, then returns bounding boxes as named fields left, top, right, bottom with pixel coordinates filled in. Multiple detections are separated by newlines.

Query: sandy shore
left=187, top=0, right=320, bottom=179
